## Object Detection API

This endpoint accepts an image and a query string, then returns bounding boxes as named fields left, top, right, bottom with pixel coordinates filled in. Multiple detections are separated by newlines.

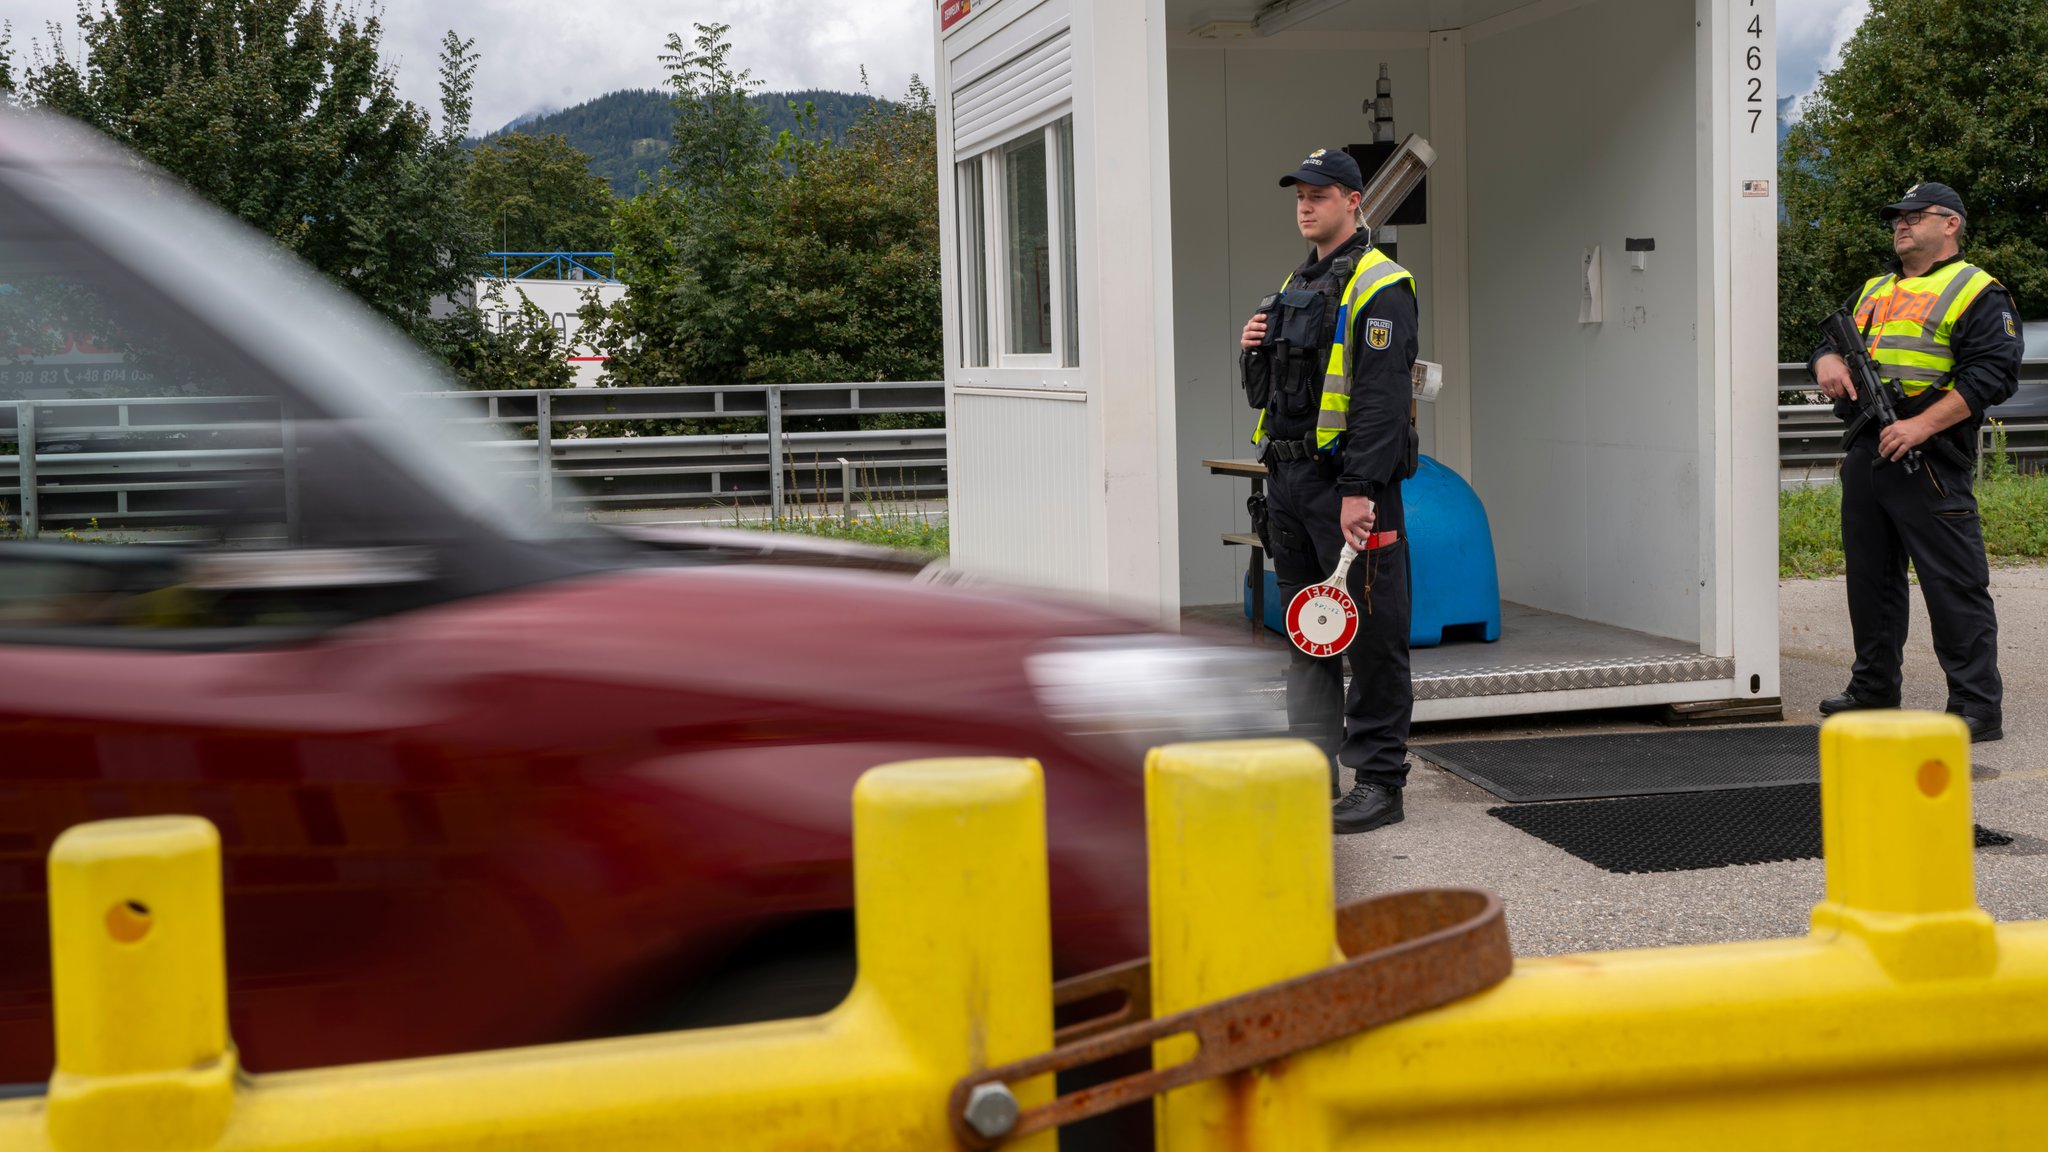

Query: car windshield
left=0, top=109, right=584, bottom=549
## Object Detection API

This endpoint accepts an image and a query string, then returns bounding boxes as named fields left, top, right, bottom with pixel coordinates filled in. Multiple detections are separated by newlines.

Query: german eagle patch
left=1365, top=318, right=1392, bottom=350
left=2004, top=311, right=2018, bottom=338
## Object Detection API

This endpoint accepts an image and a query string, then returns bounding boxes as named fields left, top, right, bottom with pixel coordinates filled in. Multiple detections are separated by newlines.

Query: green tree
left=1780, top=0, right=2048, bottom=359
left=582, top=23, right=777, bottom=389
left=8, top=1, right=481, bottom=345
left=750, top=77, right=941, bottom=386
left=582, top=24, right=941, bottom=390
left=465, top=131, right=615, bottom=254
left=434, top=281, right=577, bottom=391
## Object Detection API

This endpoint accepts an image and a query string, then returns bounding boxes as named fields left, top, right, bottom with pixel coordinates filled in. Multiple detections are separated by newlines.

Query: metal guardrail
left=0, top=383, right=947, bottom=538
left=1777, top=359, right=2048, bottom=487
left=10, top=367, right=2041, bottom=535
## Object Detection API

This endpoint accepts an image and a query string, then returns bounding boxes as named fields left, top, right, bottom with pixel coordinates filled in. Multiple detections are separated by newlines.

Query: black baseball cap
left=1879, top=181, right=1966, bottom=222
left=1278, top=148, right=1363, bottom=193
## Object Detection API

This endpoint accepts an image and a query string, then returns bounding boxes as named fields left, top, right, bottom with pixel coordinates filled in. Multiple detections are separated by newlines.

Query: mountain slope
left=475, top=88, right=890, bottom=196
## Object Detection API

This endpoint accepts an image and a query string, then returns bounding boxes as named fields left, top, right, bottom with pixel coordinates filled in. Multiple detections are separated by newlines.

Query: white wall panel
left=950, top=391, right=1093, bottom=588
left=1166, top=47, right=1242, bottom=610
left=1166, top=43, right=1434, bottom=607
left=1465, top=0, right=1700, bottom=642
left=1074, top=0, right=1181, bottom=621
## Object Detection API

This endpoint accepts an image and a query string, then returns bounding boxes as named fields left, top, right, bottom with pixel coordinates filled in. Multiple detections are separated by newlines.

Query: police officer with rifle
left=1241, top=146, right=1421, bottom=832
left=1809, top=182, right=2021, bottom=742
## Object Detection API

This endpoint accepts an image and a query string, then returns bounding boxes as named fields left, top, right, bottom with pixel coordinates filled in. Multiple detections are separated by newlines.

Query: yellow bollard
left=1146, top=739, right=1334, bottom=1150
left=1811, top=710, right=1997, bottom=979
left=44, top=816, right=236, bottom=1152
left=852, top=757, right=1058, bottom=1103
left=1139, top=715, right=2048, bottom=1150
left=4, top=759, right=1056, bottom=1151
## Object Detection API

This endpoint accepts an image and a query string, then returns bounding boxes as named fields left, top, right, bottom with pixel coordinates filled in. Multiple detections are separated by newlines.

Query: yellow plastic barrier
left=0, top=758, right=1057, bottom=1152
left=1145, top=712, right=2048, bottom=1150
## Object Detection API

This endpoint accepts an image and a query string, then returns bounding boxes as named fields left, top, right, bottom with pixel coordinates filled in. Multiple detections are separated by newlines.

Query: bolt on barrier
left=0, top=759, right=1058, bottom=1152
left=1125, top=713, right=2048, bottom=1150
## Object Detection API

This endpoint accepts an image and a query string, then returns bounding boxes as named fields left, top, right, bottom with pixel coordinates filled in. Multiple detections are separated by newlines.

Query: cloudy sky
left=1777, top=0, right=1870, bottom=120
left=6, top=1, right=938, bottom=134
left=8, top=1, right=1860, bottom=135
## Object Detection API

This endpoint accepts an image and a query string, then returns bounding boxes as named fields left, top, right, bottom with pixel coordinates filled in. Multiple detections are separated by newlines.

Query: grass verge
left=1781, top=467, right=2048, bottom=578
left=746, top=510, right=949, bottom=553
left=728, top=462, right=949, bottom=554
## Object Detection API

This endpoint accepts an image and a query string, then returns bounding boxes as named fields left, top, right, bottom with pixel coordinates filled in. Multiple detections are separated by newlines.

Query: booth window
left=1004, top=131, right=1052, bottom=357
left=1056, top=117, right=1079, bottom=367
left=956, top=114, right=1080, bottom=373
left=957, top=157, right=988, bottom=366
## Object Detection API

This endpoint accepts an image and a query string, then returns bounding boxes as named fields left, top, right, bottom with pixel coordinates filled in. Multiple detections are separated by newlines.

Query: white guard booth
left=471, top=276, right=628, bottom=387
left=933, top=0, right=1781, bottom=722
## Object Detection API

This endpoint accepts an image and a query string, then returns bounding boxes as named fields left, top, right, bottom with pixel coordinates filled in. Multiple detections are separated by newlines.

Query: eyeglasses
left=1892, top=209, right=1957, bottom=229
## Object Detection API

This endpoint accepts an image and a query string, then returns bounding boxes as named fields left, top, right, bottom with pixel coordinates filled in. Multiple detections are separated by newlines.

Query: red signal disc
left=1286, top=585, right=1359, bottom=656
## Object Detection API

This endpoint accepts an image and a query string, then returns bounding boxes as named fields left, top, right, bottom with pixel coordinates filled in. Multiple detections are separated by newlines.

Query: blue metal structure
left=483, top=252, right=620, bottom=283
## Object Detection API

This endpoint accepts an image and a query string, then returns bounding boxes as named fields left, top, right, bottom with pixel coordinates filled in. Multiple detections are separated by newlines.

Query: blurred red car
left=0, top=110, right=1277, bottom=1085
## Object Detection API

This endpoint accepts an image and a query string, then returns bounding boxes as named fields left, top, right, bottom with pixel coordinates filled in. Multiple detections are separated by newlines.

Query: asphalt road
left=1333, top=565, right=2048, bottom=956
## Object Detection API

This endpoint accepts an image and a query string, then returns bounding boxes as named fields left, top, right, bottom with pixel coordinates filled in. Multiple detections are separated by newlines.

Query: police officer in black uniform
left=1240, top=147, right=1418, bottom=833
left=1810, top=182, right=2020, bottom=742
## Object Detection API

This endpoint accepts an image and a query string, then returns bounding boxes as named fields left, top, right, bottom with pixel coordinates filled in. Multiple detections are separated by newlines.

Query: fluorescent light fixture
left=1192, top=20, right=1256, bottom=37
left=1252, top=0, right=1351, bottom=35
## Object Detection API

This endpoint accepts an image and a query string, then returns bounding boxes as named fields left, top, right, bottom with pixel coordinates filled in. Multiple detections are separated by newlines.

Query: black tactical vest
left=1241, top=250, right=1356, bottom=442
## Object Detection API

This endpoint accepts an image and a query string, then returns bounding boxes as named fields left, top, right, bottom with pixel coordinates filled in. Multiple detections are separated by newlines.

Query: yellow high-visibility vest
left=1253, top=248, right=1415, bottom=448
left=1850, top=260, right=1998, bottom=397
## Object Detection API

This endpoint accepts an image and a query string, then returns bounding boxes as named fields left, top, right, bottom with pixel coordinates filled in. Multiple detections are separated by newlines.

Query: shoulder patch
left=2004, top=311, right=2017, bottom=338
left=1365, top=318, right=1393, bottom=350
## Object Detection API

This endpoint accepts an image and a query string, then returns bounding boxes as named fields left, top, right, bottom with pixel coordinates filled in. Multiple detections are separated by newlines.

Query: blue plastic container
left=1245, top=567, right=1288, bottom=635
left=1403, top=455, right=1501, bottom=646
left=1242, top=454, right=1501, bottom=648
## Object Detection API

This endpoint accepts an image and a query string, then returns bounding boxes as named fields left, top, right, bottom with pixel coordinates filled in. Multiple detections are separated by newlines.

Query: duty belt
left=1259, top=435, right=1322, bottom=463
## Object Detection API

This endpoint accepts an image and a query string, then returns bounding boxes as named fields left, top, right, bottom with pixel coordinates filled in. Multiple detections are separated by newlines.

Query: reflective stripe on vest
left=1251, top=248, right=1416, bottom=448
left=1316, top=251, right=1414, bottom=449
left=1851, top=261, right=1998, bottom=395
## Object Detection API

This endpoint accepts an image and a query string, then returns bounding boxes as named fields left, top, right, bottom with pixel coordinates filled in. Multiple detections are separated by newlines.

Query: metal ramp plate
left=1410, top=602, right=1730, bottom=701
left=1415, top=652, right=1734, bottom=700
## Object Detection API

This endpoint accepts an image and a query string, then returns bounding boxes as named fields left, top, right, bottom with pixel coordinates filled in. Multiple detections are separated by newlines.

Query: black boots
left=1332, top=781, right=1403, bottom=835
left=1961, top=714, right=2004, bottom=743
left=1819, top=691, right=2001, bottom=742
left=1818, top=690, right=1895, bottom=716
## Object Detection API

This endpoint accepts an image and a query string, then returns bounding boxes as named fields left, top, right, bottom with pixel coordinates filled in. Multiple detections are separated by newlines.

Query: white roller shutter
left=953, top=30, right=1072, bottom=156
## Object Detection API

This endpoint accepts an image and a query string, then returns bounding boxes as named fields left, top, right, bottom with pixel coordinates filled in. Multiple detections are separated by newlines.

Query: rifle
left=1820, top=308, right=1972, bottom=474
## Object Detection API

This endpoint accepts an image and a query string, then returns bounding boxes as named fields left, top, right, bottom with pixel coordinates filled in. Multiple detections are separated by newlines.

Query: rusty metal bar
left=949, top=886, right=1511, bottom=1148
left=1051, top=957, right=1150, bottom=1047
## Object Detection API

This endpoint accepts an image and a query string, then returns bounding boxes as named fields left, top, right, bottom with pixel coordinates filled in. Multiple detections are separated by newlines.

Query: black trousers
left=1840, top=437, right=2002, bottom=723
left=1264, top=459, right=1412, bottom=788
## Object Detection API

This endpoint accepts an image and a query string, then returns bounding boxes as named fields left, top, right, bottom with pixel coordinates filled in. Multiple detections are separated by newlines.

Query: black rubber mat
left=1417, top=726, right=1820, bottom=803
left=1489, top=783, right=2014, bottom=874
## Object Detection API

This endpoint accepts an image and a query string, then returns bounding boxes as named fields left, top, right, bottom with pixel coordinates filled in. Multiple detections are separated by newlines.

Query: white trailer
left=934, top=0, right=1780, bottom=722
left=472, top=277, right=627, bottom=388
